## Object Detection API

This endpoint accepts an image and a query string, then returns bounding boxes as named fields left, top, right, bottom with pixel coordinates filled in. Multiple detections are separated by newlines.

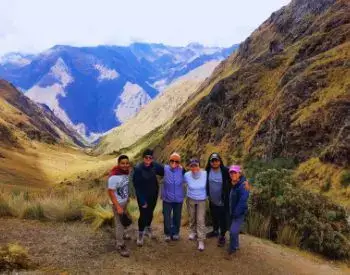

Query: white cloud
left=0, top=0, right=291, bottom=55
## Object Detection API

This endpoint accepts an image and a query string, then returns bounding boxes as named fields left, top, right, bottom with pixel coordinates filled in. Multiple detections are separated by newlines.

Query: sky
left=0, top=0, right=291, bottom=55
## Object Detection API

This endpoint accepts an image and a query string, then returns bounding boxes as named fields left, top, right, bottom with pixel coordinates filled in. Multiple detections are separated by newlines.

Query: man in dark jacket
left=133, top=149, right=164, bottom=246
left=205, top=153, right=231, bottom=247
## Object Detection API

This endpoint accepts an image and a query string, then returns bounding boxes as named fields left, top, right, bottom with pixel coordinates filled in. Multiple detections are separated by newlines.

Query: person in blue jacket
left=228, top=165, right=250, bottom=255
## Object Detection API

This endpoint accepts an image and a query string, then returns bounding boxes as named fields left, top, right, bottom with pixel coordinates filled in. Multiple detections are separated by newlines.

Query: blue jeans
left=163, top=201, right=183, bottom=236
left=229, top=215, right=245, bottom=251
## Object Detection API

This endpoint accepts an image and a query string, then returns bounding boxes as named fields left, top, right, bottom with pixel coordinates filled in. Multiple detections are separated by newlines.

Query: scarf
left=109, top=165, right=129, bottom=176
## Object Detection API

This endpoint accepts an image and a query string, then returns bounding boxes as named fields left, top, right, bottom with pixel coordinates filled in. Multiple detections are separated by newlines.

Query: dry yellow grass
left=0, top=142, right=115, bottom=188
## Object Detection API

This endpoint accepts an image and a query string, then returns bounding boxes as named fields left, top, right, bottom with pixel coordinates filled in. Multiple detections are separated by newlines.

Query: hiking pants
left=229, top=215, right=245, bottom=251
left=187, top=198, right=206, bottom=241
left=112, top=206, right=129, bottom=247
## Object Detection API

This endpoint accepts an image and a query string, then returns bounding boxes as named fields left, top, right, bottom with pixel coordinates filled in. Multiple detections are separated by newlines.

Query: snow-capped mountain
left=0, top=43, right=237, bottom=141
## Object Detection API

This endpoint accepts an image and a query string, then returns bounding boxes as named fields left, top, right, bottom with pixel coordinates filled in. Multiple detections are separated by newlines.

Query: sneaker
left=217, top=236, right=226, bottom=247
left=165, top=235, right=171, bottom=242
left=172, top=234, right=180, bottom=241
left=117, top=244, right=130, bottom=257
left=136, top=232, right=144, bottom=247
left=198, top=241, right=205, bottom=251
left=206, top=230, right=219, bottom=238
left=188, top=232, right=197, bottom=240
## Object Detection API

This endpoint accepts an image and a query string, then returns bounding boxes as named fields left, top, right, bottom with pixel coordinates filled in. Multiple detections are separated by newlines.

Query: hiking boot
left=188, top=232, right=197, bottom=241
left=206, top=230, right=219, bottom=238
left=123, top=233, right=131, bottom=241
left=225, top=249, right=237, bottom=260
left=145, top=227, right=157, bottom=239
left=198, top=241, right=205, bottom=251
left=172, top=234, right=180, bottom=241
left=217, top=236, right=226, bottom=247
left=117, top=244, right=130, bottom=257
left=165, top=235, right=171, bottom=242
left=136, top=232, right=144, bottom=247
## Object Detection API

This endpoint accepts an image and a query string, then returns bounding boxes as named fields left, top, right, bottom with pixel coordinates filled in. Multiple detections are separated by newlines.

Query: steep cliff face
left=155, top=0, right=349, bottom=187
left=0, top=79, right=84, bottom=147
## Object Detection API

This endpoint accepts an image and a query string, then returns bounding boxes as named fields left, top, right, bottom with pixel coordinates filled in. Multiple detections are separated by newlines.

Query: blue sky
left=0, top=0, right=291, bottom=55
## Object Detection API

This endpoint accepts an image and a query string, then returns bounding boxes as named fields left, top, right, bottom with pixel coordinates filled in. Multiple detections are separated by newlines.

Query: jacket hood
left=205, top=152, right=226, bottom=172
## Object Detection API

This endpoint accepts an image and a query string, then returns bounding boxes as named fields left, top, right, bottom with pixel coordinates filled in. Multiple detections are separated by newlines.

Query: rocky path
left=0, top=218, right=349, bottom=274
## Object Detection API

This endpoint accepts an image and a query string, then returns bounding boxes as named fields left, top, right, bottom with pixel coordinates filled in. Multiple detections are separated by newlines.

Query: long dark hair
left=205, top=152, right=226, bottom=172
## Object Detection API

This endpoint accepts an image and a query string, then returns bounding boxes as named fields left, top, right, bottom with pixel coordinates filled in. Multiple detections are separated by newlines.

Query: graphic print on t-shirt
left=116, top=176, right=129, bottom=201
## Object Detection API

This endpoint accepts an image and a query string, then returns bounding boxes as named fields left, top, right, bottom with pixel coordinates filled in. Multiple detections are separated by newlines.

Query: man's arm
left=154, top=162, right=165, bottom=177
left=132, top=166, right=147, bottom=208
left=107, top=189, right=123, bottom=214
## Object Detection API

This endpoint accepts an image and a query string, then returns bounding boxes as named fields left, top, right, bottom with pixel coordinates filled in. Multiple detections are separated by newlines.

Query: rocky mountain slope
left=154, top=0, right=350, bottom=199
left=0, top=79, right=83, bottom=147
left=0, top=43, right=237, bottom=141
left=95, top=61, right=220, bottom=154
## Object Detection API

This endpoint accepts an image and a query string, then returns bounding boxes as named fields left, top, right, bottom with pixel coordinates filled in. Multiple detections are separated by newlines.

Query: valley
left=0, top=0, right=350, bottom=273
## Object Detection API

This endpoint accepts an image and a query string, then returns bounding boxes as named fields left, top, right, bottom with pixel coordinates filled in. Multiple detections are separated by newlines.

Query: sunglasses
left=230, top=171, right=238, bottom=174
left=210, top=159, right=220, bottom=162
left=170, top=160, right=180, bottom=164
left=144, top=156, right=153, bottom=160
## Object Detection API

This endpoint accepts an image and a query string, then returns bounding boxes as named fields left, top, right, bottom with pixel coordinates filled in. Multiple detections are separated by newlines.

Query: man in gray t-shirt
left=107, top=155, right=132, bottom=257
left=209, top=169, right=223, bottom=206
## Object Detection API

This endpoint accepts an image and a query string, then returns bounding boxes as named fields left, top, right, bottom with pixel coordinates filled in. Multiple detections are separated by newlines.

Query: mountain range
left=106, top=0, right=348, bottom=203
left=0, top=43, right=237, bottom=141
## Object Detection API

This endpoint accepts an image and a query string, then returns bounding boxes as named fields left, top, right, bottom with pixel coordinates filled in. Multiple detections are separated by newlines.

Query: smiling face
left=119, top=158, right=130, bottom=172
left=189, top=163, right=200, bottom=173
left=230, top=171, right=241, bottom=184
left=169, top=158, right=180, bottom=169
left=143, top=155, right=153, bottom=167
left=210, top=158, right=221, bottom=169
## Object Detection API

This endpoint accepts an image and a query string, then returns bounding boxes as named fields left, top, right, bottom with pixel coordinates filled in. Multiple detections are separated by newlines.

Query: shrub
left=82, top=204, right=114, bottom=230
left=340, top=170, right=350, bottom=188
left=249, top=169, right=350, bottom=259
left=321, top=177, right=332, bottom=192
left=276, top=225, right=301, bottom=247
left=0, top=243, right=32, bottom=271
left=0, top=194, right=12, bottom=217
left=244, top=158, right=297, bottom=182
left=245, top=212, right=271, bottom=238
left=22, top=203, right=45, bottom=220
left=40, top=197, right=82, bottom=222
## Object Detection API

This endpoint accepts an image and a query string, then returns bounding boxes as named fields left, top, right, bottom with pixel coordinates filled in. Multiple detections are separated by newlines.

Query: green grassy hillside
left=154, top=0, right=350, bottom=205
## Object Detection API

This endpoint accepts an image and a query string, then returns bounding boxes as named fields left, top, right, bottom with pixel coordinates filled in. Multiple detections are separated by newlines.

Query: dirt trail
left=0, top=218, right=348, bottom=274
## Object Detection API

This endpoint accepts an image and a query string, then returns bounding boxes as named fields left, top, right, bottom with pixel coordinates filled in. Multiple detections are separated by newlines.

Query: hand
left=142, top=203, right=148, bottom=208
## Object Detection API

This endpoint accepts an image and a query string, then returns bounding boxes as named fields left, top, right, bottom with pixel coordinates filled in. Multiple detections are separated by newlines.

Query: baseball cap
left=143, top=149, right=153, bottom=157
left=210, top=153, right=220, bottom=161
left=188, top=158, right=200, bottom=166
left=229, top=165, right=241, bottom=173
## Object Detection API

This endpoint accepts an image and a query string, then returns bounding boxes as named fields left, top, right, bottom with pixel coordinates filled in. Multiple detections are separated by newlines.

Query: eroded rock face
left=156, top=0, right=350, bottom=168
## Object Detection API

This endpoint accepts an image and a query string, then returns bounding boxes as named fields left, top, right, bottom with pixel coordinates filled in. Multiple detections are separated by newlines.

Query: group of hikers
left=107, top=149, right=250, bottom=257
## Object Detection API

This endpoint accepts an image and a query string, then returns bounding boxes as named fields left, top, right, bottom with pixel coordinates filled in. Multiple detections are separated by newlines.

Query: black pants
left=138, top=195, right=158, bottom=232
left=209, top=201, right=227, bottom=237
